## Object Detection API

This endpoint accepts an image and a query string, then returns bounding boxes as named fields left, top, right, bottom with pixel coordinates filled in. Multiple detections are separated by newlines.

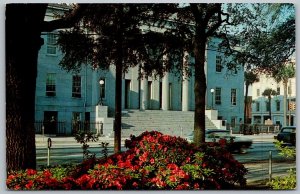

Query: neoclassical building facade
left=34, top=4, right=245, bottom=136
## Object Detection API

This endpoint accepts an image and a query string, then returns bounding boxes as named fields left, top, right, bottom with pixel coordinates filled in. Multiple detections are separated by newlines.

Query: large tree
left=231, top=3, right=295, bottom=74
left=57, top=4, right=233, bottom=148
left=244, top=71, right=259, bottom=124
left=262, top=88, right=277, bottom=120
left=57, top=4, right=166, bottom=153
left=273, top=62, right=295, bottom=126
left=6, top=4, right=47, bottom=172
left=6, top=4, right=86, bottom=171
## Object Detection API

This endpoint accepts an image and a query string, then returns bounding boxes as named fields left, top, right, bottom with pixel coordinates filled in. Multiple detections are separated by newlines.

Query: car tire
left=239, top=145, right=247, bottom=154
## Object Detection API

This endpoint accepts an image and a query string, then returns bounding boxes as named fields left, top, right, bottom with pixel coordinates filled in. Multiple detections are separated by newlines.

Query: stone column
left=162, top=53, right=169, bottom=110
left=140, top=76, right=148, bottom=110
left=182, top=50, right=189, bottom=111
left=92, top=71, right=98, bottom=105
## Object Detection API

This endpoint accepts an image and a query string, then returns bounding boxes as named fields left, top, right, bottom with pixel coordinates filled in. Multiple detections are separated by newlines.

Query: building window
left=231, top=117, right=236, bottom=128
left=256, top=102, right=260, bottom=112
left=276, top=100, right=280, bottom=111
left=231, top=89, right=237, bottom=105
left=256, top=89, right=260, bottom=97
left=215, top=87, right=221, bottom=105
left=72, top=75, right=81, bottom=98
left=215, top=55, right=222, bottom=72
left=266, top=101, right=270, bottom=112
left=47, top=33, right=57, bottom=55
left=288, top=86, right=292, bottom=95
left=277, top=87, right=280, bottom=95
left=46, top=73, right=56, bottom=96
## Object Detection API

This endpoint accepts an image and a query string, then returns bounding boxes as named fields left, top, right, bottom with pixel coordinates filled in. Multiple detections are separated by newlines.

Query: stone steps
left=120, top=109, right=217, bottom=138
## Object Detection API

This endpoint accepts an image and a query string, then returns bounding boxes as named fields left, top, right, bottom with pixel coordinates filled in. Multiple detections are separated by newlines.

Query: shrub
left=7, top=131, right=247, bottom=190
left=268, top=140, right=296, bottom=190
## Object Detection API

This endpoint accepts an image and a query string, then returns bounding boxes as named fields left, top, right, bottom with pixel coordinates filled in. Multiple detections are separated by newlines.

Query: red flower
left=14, top=185, right=21, bottom=190
left=194, top=183, right=200, bottom=189
left=43, top=170, right=52, bottom=177
left=26, top=169, right=37, bottom=176
left=113, top=180, right=122, bottom=190
left=219, top=138, right=227, bottom=147
left=25, top=180, right=34, bottom=189
left=132, top=182, right=138, bottom=187
left=169, top=175, right=177, bottom=183
left=150, top=158, right=155, bottom=164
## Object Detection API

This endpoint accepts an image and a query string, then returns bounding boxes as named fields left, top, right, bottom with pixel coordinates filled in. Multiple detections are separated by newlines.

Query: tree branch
left=41, top=4, right=88, bottom=32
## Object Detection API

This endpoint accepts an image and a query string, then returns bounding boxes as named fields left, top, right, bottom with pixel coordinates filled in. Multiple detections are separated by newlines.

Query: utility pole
left=288, top=80, right=292, bottom=126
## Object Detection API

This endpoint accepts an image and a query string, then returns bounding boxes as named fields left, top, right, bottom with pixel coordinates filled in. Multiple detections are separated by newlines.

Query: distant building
left=251, top=73, right=296, bottom=126
left=34, top=4, right=245, bottom=136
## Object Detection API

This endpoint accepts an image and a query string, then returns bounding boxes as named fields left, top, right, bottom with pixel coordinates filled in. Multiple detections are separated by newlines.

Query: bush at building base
left=7, top=131, right=247, bottom=190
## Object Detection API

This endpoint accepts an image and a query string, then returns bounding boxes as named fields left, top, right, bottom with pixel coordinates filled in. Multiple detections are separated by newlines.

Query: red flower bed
left=7, top=131, right=247, bottom=190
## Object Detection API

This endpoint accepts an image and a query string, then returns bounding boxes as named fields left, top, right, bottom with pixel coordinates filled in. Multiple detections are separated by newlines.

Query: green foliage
left=269, top=169, right=296, bottom=190
left=273, top=140, right=296, bottom=159
left=273, top=62, right=295, bottom=84
left=262, top=88, right=277, bottom=98
left=100, top=142, right=109, bottom=159
left=226, top=4, right=295, bottom=74
left=268, top=140, right=296, bottom=189
left=74, top=130, right=99, bottom=160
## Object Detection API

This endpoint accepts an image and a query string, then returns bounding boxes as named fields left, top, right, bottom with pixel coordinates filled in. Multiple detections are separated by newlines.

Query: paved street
left=35, top=133, right=296, bottom=185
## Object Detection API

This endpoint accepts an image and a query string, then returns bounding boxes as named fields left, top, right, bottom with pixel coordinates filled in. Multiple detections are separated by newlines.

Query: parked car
left=186, top=129, right=253, bottom=154
left=274, top=126, right=296, bottom=146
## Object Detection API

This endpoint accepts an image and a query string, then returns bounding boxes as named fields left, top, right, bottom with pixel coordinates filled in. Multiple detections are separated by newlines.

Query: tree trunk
left=114, top=6, right=123, bottom=153
left=268, top=97, right=272, bottom=119
left=193, top=37, right=207, bottom=146
left=6, top=4, right=47, bottom=171
left=283, top=81, right=287, bottom=126
left=244, top=84, right=249, bottom=124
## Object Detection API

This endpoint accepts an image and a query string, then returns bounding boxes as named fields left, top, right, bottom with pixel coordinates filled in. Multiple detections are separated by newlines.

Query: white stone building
left=34, top=4, right=245, bottom=137
left=251, top=73, right=296, bottom=126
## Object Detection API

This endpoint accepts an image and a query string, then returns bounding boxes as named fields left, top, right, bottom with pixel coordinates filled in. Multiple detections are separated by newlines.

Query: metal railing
left=232, top=124, right=280, bottom=135
left=35, top=120, right=103, bottom=136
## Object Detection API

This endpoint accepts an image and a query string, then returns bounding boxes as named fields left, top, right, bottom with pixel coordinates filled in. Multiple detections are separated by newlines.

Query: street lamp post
left=99, top=79, right=105, bottom=105
left=210, top=88, right=215, bottom=110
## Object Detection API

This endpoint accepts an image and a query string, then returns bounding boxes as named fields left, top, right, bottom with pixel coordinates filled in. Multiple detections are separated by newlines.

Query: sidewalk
left=35, top=134, right=127, bottom=149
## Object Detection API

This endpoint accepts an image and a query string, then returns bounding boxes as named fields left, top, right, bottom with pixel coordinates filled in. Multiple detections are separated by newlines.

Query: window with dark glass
left=46, top=73, right=56, bottom=96
left=256, top=102, right=260, bottom=112
left=215, top=87, right=221, bottom=104
left=72, top=75, right=81, bottom=98
left=266, top=101, right=270, bottom=112
left=215, top=55, right=222, bottom=72
left=276, top=100, right=280, bottom=111
left=47, top=33, right=57, bottom=55
left=231, top=89, right=237, bottom=105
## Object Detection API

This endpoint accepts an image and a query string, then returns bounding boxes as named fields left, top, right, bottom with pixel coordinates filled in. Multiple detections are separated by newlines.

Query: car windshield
left=282, top=128, right=296, bottom=133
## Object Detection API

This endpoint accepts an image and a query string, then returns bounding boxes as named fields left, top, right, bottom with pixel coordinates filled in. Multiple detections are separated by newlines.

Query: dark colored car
left=187, top=129, right=253, bottom=154
left=274, top=126, right=296, bottom=146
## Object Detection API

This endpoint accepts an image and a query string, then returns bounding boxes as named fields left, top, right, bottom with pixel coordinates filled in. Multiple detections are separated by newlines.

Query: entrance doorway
left=169, top=83, right=172, bottom=110
left=159, top=82, right=162, bottom=109
left=44, top=111, right=57, bottom=134
left=125, top=79, right=131, bottom=109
